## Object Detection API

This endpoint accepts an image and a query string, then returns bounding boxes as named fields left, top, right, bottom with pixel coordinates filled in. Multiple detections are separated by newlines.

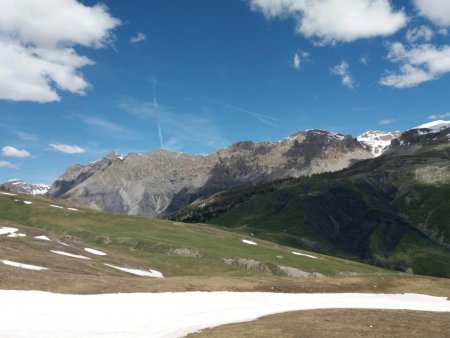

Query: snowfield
left=0, top=291, right=449, bottom=338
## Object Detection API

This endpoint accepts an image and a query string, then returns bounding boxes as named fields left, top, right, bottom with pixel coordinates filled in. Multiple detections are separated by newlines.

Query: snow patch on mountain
left=413, top=120, right=450, bottom=134
left=0, top=179, right=50, bottom=195
left=357, top=130, right=401, bottom=157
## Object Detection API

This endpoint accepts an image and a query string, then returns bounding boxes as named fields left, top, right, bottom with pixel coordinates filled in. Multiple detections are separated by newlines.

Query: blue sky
left=1, top=0, right=450, bottom=184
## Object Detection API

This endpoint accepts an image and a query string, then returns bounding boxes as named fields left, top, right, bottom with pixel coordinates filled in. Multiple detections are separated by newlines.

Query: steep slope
left=1, top=179, right=50, bottom=195
left=169, top=125, right=450, bottom=277
left=48, top=130, right=371, bottom=216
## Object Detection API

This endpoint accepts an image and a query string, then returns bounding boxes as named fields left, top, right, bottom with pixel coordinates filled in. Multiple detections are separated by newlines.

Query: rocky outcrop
left=48, top=130, right=372, bottom=216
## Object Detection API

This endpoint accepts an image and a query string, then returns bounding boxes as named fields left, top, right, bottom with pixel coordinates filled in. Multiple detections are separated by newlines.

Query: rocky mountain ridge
left=0, top=179, right=50, bottom=195
left=47, top=122, right=450, bottom=217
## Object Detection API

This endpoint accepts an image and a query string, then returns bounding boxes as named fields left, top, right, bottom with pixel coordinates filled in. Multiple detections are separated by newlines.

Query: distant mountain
left=0, top=179, right=50, bottom=195
left=357, top=130, right=401, bottom=157
left=48, top=130, right=372, bottom=216
left=169, top=122, right=450, bottom=277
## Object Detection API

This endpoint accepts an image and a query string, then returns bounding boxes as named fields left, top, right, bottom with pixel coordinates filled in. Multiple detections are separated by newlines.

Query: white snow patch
left=50, top=250, right=91, bottom=260
left=66, top=208, right=79, bottom=211
left=0, top=291, right=449, bottom=337
left=414, top=120, right=450, bottom=131
left=84, top=248, right=107, bottom=256
left=242, top=239, right=257, bottom=245
left=0, top=227, right=18, bottom=235
left=292, top=251, right=318, bottom=259
left=58, top=242, right=70, bottom=247
left=7, top=233, right=26, bottom=238
left=0, top=192, right=17, bottom=196
left=104, top=264, right=163, bottom=278
left=49, top=204, right=64, bottom=209
left=1, top=260, right=47, bottom=271
left=35, top=235, right=51, bottom=241
left=23, top=201, right=32, bottom=205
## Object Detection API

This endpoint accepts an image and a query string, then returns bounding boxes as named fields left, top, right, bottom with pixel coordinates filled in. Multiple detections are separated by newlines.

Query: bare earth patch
left=189, top=309, right=450, bottom=338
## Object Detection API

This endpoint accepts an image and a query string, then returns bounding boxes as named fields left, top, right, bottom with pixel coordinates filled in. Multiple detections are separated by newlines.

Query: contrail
left=152, top=79, right=164, bottom=148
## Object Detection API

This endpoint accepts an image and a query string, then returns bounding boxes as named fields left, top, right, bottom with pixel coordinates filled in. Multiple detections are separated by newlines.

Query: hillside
left=170, top=124, right=450, bottom=278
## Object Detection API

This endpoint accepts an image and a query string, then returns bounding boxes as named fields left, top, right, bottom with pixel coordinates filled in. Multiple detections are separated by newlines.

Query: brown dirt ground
left=188, top=309, right=450, bottom=338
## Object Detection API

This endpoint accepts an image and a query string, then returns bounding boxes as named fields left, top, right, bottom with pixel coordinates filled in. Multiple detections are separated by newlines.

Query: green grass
left=0, top=193, right=383, bottom=277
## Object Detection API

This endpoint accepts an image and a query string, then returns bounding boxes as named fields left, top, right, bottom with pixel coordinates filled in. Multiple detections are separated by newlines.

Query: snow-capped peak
left=413, top=120, right=450, bottom=132
left=357, top=130, right=401, bottom=157
left=0, top=180, right=50, bottom=195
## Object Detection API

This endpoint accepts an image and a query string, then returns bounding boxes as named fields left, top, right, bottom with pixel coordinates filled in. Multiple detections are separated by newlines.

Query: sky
left=0, top=0, right=450, bottom=184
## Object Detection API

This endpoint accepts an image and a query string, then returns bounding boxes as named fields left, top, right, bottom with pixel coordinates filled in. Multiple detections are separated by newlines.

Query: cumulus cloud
left=130, top=32, right=146, bottom=44
left=330, top=61, right=355, bottom=88
left=414, top=0, right=450, bottom=26
left=379, top=42, right=450, bottom=88
left=406, top=26, right=434, bottom=44
left=49, top=144, right=85, bottom=154
left=428, top=112, right=450, bottom=120
left=0, top=161, right=18, bottom=169
left=248, top=0, right=407, bottom=44
left=1, top=146, right=30, bottom=158
left=0, top=0, right=120, bottom=103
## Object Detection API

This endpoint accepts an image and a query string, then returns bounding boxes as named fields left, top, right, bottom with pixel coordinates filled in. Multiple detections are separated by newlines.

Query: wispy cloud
left=130, top=32, right=146, bottom=44
left=292, top=50, right=310, bottom=71
left=73, top=113, right=125, bottom=132
left=428, top=112, right=450, bottom=120
left=0, top=160, right=18, bottom=169
left=120, top=99, right=229, bottom=152
left=49, top=144, right=85, bottom=154
left=330, top=61, right=355, bottom=89
left=379, top=119, right=395, bottom=125
left=1, top=146, right=31, bottom=158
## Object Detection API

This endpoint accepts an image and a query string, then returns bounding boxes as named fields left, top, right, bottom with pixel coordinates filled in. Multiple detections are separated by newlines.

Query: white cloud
left=248, top=0, right=407, bottom=44
left=0, top=161, right=18, bottom=169
left=380, top=42, right=450, bottom=88
left=1, top=146, right=30, bottom=158
left=438, top=28, right=448, bottom=37
left=428, top=112, right=450, bottom=120
left=360, top=56, right=370, bottom=65
left=130, top=32, right=146, bottom=44
left=293, top=52, right=301, bottom=70
left=49, top=144, right=85, bottom=154
left=292, top=50, right=309, bottom=70
left=379, top=119, right=395, bottom=125
left=0, top=0, right=120, bottom=103
left=330, top=61, right=355, bottom=88
left=406, top=26, right=434, bottom=44
left=414, top=0, right=450, bottom=26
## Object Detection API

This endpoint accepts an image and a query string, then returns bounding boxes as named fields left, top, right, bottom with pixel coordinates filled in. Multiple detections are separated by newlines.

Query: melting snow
left=0, top=192, right=17, bottom=196
left=84, top=248, right=107, bottom=256
left=104, top=264, right=163, bottom=278
left=242, top=239, right=257, bottom=245
left=58, top=242, right=70, bottom=247
left=0, top=291, right=449, bottom=337
left=50, top=250, right=91, bottom=260
left=7, top=233, right=26, bottom=238
left=23, top=201, right=32, bottom=205
left=35, top=235, right=51, bottom=241
left=0, top=227, right=18, bottom=235
left=414, top=120, right=450, bottom=131
left=1, top=260, right=47, bottom=271
left=49, top=204, right=64, bottom=209
left=292, top=251, right=318, bottom=259
left=66, top=208, right=79, bottom=211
